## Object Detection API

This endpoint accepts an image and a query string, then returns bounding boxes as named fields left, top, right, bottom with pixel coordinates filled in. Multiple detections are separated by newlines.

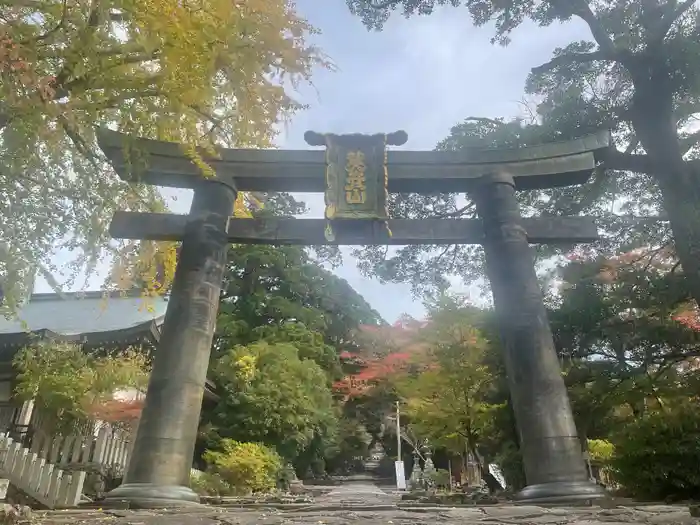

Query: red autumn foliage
left=85, top=398, right=143, bottom=423
left=672, top=306, right=700, bottom=331
left=1, top=34, right=57, bottom=102
left=565, top=246, right=678, bottom=275
left=334, top=318, right=430, bottom=399
left=565, top=245, right=700, bottom=329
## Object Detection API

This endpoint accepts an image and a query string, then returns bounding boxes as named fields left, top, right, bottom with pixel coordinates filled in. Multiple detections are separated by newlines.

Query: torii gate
left=96, top=127, right=610, bottom=507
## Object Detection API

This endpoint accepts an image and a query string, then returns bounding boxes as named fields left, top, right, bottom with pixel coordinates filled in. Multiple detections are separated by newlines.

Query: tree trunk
left=631, top=76, right=700, bottom=309
left=653, top=169, right=700, bottom=305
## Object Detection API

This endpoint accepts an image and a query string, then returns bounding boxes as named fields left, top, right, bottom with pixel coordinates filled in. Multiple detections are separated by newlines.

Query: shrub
left=587, top=439, right=614, bottom=463
left=203, top=440, right=282, bottom=495
left=190, top=471, right=233, bottom=496
left=276, top=463, right=298, bottom=490
left=428, top=468, right=451, bottom=489
left=586, top=439, right=615, bottom=488
left=610, top=404, right=700, bottom=501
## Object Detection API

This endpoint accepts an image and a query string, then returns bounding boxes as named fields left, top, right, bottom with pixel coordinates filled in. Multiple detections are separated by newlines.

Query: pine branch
left=463, top=116, right=506, bottom=127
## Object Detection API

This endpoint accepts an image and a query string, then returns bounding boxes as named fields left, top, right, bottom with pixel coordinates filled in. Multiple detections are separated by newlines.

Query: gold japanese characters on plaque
left=304, top=130, right=408, bottom=241
left=344, top=150, right=367, bottom=205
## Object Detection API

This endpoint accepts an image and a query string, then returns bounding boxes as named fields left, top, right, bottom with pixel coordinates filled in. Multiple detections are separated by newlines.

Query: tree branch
left=462, top=116, right=505, bottom=127
left=17, top=0, right=68, bottom=46
left=651, top=0, right=697, bottom=45
left=367, top=0, right=403, bottom=8
left=569, top=0, right=617, bottom=54
left=51, top=0, right=103, bottom=94
left=597, top=148, right=656, bottom=173
left=680, top=128, right=700, bottom=156
left=531, top=50, right=614, bottom=75
left=0, top=111, right=11, bottom=131
left=435, top=204, right=474, bottom=219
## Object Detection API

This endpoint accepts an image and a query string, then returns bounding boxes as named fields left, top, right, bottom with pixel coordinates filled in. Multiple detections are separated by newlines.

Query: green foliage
left=276, top=463, right=298, bottom=490
left=610, top=404, right=700, bottom=501
left=216, top=243, right=383, bottom=376
left=428, top=468, right=451, bottom=489
left=208, top=341, right=338, bottom=464
left=190, top=471, right=233, bottom=497
left=203, top=440, right=282, bottom=495
left=493, top=442, right=525, bottom=492
left=587, top=439, right=614, bottom=463
left=394, top=299, right=502, bottom=457
left=199, top=232, right=383, bottom=477
left=338, top=380, right=399, bottom=463
left=552, top=252, right=700, bottom=442
left=324, top=418, right=372, bottom=474
left=13, top=341, right=150, bottom=432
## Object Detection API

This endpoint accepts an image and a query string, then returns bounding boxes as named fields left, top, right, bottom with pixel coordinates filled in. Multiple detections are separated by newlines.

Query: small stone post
left=474, top=172, right=605, bottom=503
left=104, top=179, right=236, bottom=507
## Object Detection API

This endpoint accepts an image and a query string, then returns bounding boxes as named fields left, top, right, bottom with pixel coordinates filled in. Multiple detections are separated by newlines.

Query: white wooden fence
left=30, top=425, right=132, bottom=471
left=0, top=433, right=86, bottom=508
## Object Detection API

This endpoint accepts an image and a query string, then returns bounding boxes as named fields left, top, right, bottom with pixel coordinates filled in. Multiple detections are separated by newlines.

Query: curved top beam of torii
left=96, top=128, right=611, bottom=194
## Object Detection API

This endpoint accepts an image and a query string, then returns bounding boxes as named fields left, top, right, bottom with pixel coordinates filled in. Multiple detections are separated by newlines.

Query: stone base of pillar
left=515, top=480, right=607, bottom=504
left=102, top=483, right=201, bottom=508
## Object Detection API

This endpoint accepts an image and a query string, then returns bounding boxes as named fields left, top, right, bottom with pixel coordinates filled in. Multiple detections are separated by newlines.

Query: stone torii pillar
left=104, top=179, right=236, bottom=507
left=474, top=172, right=604, bottom=502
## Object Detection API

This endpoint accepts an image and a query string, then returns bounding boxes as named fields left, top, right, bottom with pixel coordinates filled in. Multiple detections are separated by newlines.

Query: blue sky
left=37, top=1, right=592, bottom=323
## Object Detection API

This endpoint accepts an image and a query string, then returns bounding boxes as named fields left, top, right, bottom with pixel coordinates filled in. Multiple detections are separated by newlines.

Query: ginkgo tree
left=0, top=0, right=325, bottom=309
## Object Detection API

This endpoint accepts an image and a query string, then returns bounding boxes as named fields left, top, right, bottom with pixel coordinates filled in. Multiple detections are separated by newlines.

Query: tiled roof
left=0, top=291, right=168, bottom=336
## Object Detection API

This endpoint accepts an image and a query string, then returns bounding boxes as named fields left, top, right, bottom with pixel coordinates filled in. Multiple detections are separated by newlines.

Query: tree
left=206, top=341, right=338, bottom=474
left=323, top=417, right=373, bottom=474
left=550, top=247, right=700, bottom=438
left=346, top=0, right=700, bottom=311
left=610, top=402, right=700, bottom=501
left=13, top=341, right=150, bottom=433
left=196, top=196, right=384, bottom=475
left=0, top=0, right=324, bottom=307
left=333, top=321, right=425, bottom=399
left=550, top=249, right=700, bottom=500
left=215, top=238, right=383, bottom=377
left=331, top=319, right=434, bottom=462
left=390, top=300, right=504, bottom=490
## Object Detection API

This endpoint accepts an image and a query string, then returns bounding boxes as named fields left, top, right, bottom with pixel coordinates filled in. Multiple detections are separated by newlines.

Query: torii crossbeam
left=97, top=128, right=610, bottom=507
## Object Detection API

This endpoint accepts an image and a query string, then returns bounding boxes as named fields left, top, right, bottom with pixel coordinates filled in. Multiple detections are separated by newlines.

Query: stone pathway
left=319, top=481, right=398, bottom=507
left=22, top=480, right=700, bottom=525
left=30, top=504, right=699, bottom=525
